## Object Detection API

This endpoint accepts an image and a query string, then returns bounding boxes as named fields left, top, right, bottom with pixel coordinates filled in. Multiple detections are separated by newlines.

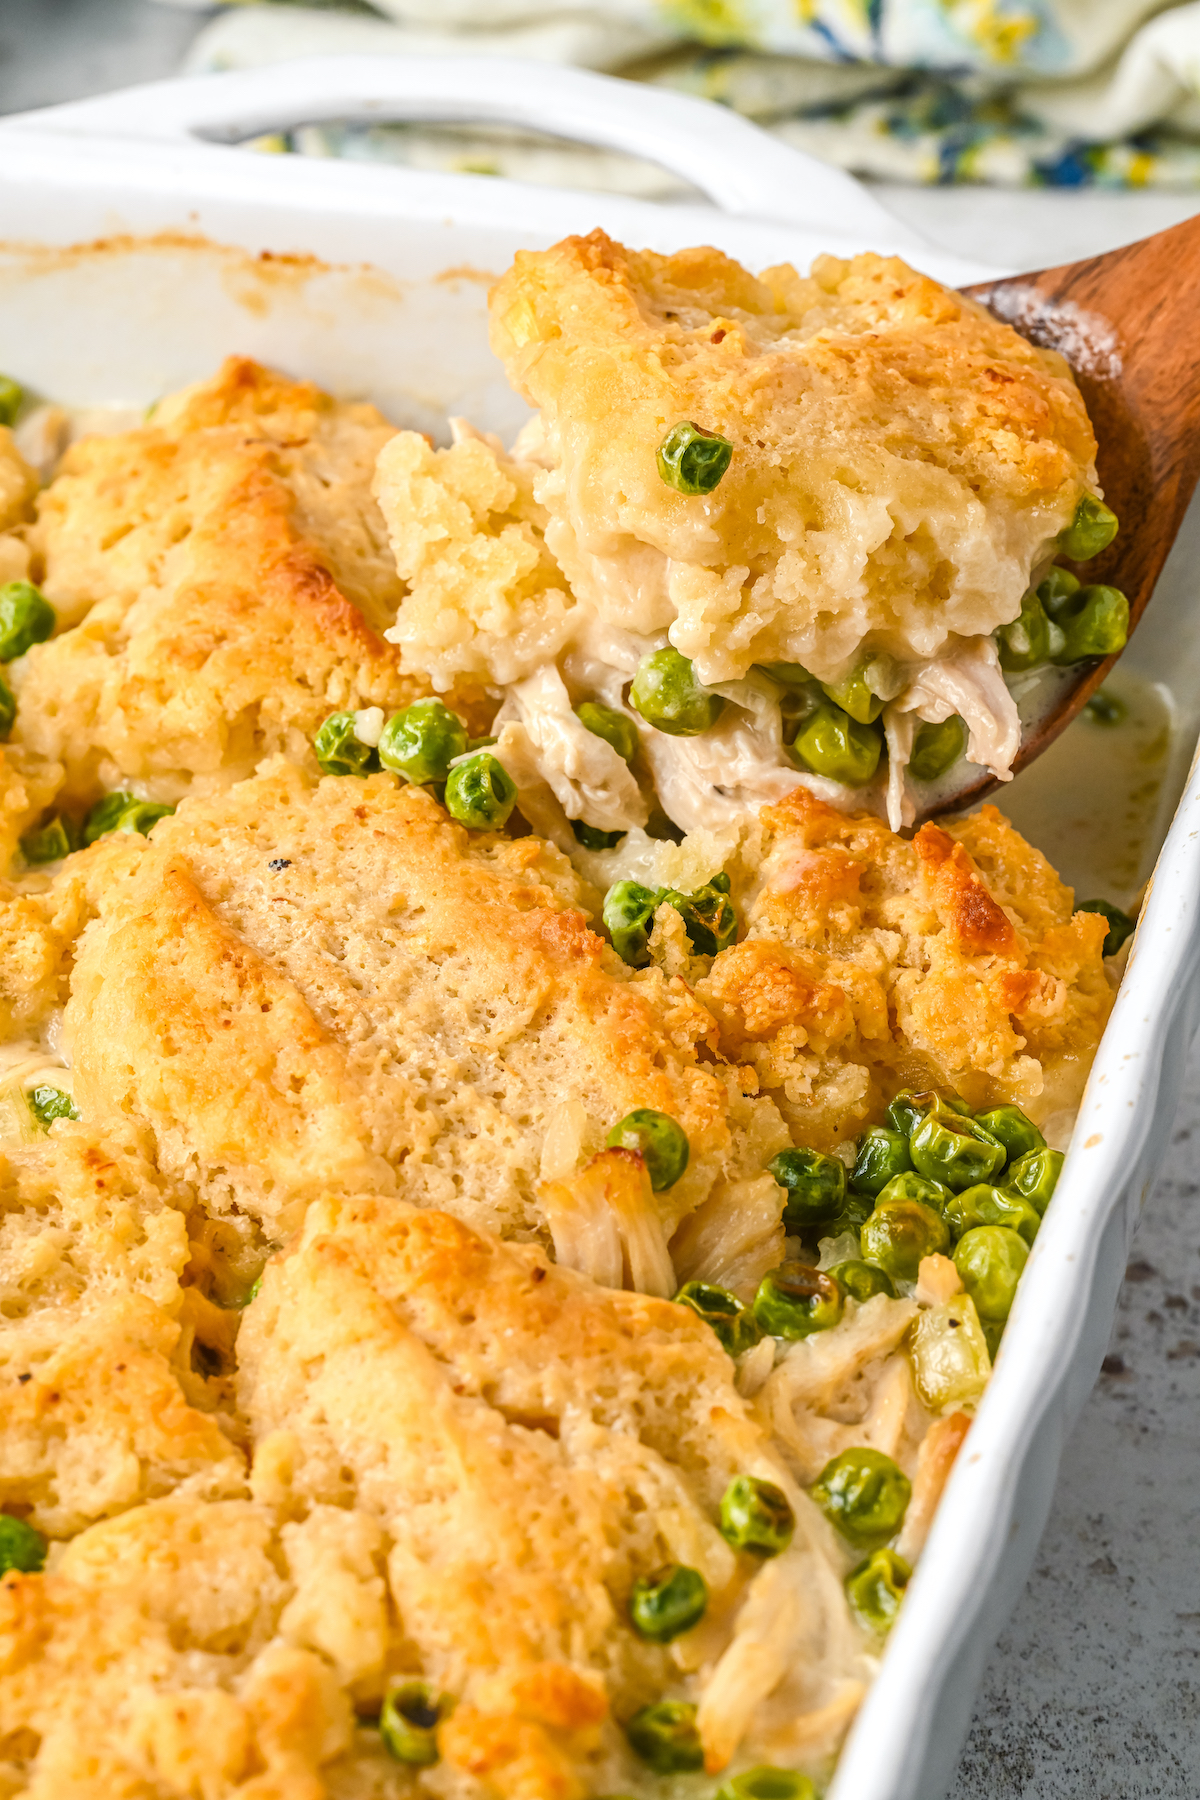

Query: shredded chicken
left=697, top=1548, right=810, bottom=1773
left=889, top=636, right=1021, bottom=782
left=540, top=1147, right=676, bottom=1296
left=896, top=1412, right=973, bottom=1563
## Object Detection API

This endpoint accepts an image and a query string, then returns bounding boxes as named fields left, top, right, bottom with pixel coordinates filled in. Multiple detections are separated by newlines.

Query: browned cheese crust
left=488, top=231, right=1097, bottom=681
left=239, top=1194, right=783, bottom=1797
left=1, top=1499, right=365, bottom=1798
left=0, top=1195, right=815, bottom=1800
left=701, top=787, right=1113, bottom=1146
left=0, top=1125, right=244, bottom=1539
left=32, top=762, right=784, bottom=1246
left=10, top=358, right=479, bottom=807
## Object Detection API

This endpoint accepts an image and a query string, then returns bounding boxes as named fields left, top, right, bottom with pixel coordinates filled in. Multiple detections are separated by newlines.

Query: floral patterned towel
left=178, top=0, right=1200, bottom=189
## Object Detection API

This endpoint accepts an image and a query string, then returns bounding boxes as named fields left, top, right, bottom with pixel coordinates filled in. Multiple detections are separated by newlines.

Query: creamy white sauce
left=480, top=435, right=1038, bottom=843
left=0, top=1034, right=73, bottom=1146
left=1001, top=669, right=1178, bottom=909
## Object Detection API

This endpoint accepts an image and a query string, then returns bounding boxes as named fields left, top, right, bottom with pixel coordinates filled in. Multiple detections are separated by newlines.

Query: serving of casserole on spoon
left=374, top=216, right=1200, bottom=855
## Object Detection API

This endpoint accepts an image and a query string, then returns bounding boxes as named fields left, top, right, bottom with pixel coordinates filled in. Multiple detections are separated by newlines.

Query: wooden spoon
left=924, top=209, right=1200, bottom=818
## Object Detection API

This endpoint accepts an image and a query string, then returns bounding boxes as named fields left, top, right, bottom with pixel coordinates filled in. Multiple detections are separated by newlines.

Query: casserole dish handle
left=4, top=54, right=926, bottom=248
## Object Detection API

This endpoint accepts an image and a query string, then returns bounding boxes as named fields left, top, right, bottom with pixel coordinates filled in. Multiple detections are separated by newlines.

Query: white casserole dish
left=0, top=57, right=1197, bottom=1800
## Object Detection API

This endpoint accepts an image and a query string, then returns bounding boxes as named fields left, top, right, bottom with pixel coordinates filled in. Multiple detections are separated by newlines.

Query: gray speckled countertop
left=950, top=1032, right=1200, bottom=1800
left=3, top=10, right=1200, bottom=1793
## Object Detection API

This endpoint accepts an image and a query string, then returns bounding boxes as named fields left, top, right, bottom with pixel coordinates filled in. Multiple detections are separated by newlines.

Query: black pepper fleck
left=268, top=858, right=291, bottom=871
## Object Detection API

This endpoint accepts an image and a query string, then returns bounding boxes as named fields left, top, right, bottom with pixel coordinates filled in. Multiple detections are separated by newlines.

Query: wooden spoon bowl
left=923, top=210, right=1200, bottom=818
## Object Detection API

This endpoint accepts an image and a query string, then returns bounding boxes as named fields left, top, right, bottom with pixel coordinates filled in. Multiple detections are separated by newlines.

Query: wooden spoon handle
left=935, top=212, right=1200, bottom=817
left=967, top=209, right=1200, bottom=618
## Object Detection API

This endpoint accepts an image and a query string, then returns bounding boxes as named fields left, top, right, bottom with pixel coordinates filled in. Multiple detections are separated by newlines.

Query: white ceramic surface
left=0, top=59, right=1197, bottom=1800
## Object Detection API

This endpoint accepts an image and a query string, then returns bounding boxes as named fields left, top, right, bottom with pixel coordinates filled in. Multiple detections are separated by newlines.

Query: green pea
left=1084, top=688, right=1126, bottom=727
left=885, top=1092, right=926, bottom=1138
left=753, top=1262, right=844, bottom=1340
left=973, top=1104, right=1045, bottom=1163
left=0, top=1513, right=46, bottom=1576
left=875, top=1170, right=952, bottom=1213
left=630, top=647, right=724, bottom=737
left=576, top=700, right=639, bottom=763
left=822, top=1189, right=875, bottom=1240
left=954, top=1225, right=1028, bottom=1321
left=810, top=1447, right=911, bottom=1550
left=760, top=662, right=816, bottom=689
left=1058, top=494, right=1119, bottom=561
left=629, top=1563, right=708, bottom=1641
left=218, top=1269, right=265, bottom=1311
left=851, top=1127, right=912, bottom=1197
left=378, top=697, right=468, bottom=784
left=626, top=1700, right=704, bottom=1773
left=0, top=581, right=55, bottom=662
left=28, top=1085, right=79, bottom=1130
left=606, top=1108, right=689, bottom=1191
left=859, top=1200, right=949, bottom=1281
left=657, top=420, right=733, bottom=496
left=719, top=1474, right=795, bottom=1558
left=674, top=1280, right=760, bottom=1357
left=716, top=1769, right=817, bottom=1800
left=82, top=792, right=175, bottom=845
left=911, top=1292, right=991, bottom=1409
left=845, top=1546, right=911, bottom=1637
left=908, top=715, right=967, bottom=782
left=572, top=819, right=626, bottom=851
left=603, top=879, right=660, bottom=967
left=313, top=710, right=376, bottom=778
left=996, top=588, right=1054, bottom=673
left=1051, top=585, right=1129, bottom=663
left=444, top=752, right=517, bottom=831
left=819, top=660, right=885, bottom=725
left=829, top=1259, right=896, bottom=1302
left=790, top=703, right=882, bottom=787
left=910, top=1106, right=1005, bottom=1192
left=1079, top=896, right=1135, bottom=959
left=662, top=880, right=738, bottom=956
left=83, top=792, right=135, bottom=846
left=768, top=1145, right=847, bottom=1232
left=885, top=1088, right=970, bottom=1138
left=0, top=375, right=23, bottom=427
left=0, top=670, right=14, bottom=739
left=777, top=685, right=825, bottom=752
left=126, top=801, right=175, bottom=837
left=1006, top=1146, right=1064, bottom=1216
left=20, top=814, right=79, bottom=865
left=1037, top=565, right=1081, bottom=617
left=981, top=1314, right=1006, bottom=1361
left=944, top=1182, right=1040, bottom=1247
left=379, top=1681, right=450, bottom=1766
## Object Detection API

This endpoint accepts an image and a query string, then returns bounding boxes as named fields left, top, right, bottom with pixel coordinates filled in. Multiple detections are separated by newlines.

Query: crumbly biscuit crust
left=489, top=231, right=1097, bottom=684
left=11, top=358, right=470, bottom=808
left=702, top=790, right=1112, bottom=1144
left=0, top=346, right=1115, bottom=1799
